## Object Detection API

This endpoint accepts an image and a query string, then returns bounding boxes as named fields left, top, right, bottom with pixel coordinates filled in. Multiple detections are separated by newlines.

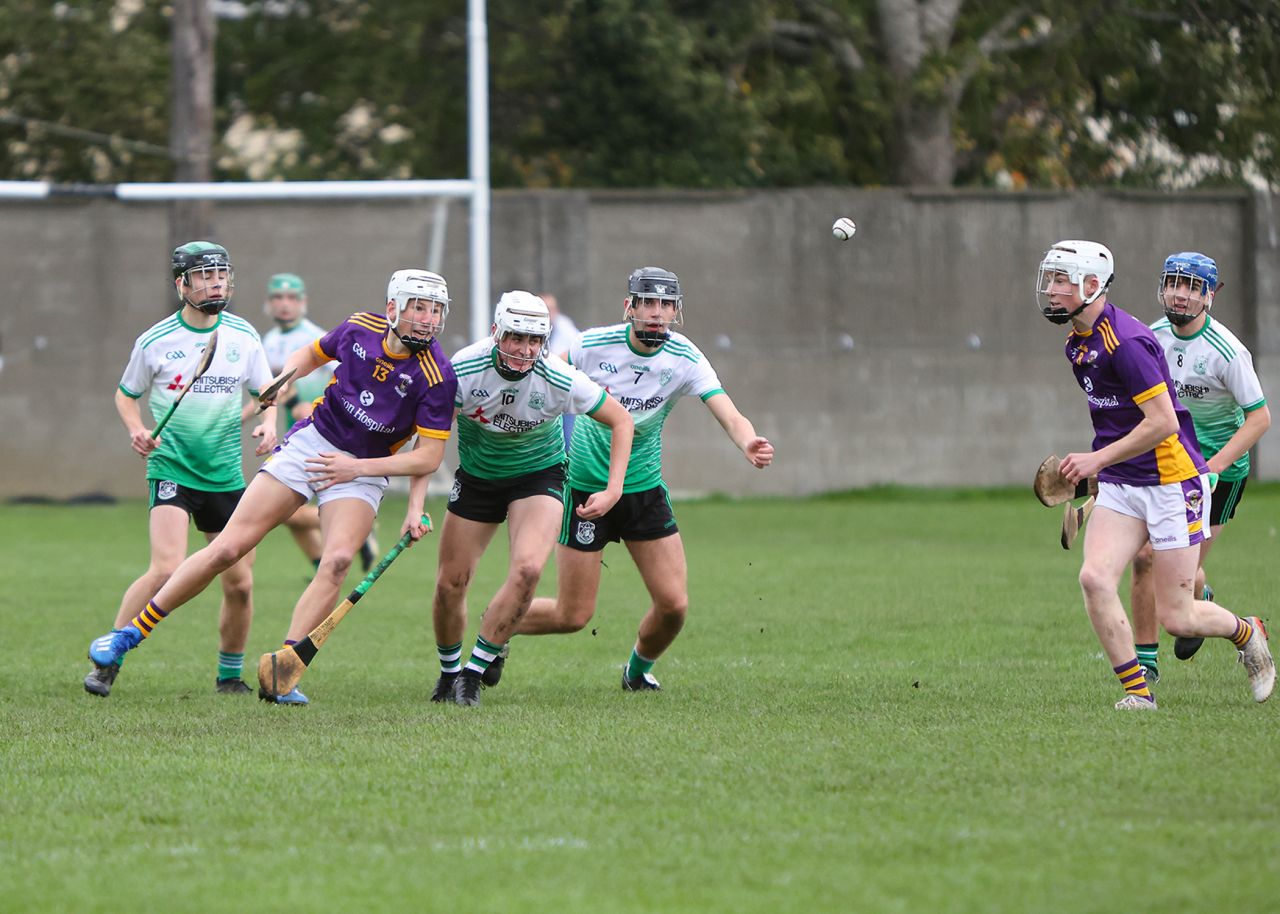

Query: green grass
left=3, top=488, right=1280, bottom=913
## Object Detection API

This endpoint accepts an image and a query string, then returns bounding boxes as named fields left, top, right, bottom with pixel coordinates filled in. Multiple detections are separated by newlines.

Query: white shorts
left=1096, top=476, right=1212, bottom=552
left=260, top=423, right=388, bottom=513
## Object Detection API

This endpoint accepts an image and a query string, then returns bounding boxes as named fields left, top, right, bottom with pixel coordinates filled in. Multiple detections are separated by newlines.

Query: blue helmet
left=1159, top=252, right=1217, bottom=327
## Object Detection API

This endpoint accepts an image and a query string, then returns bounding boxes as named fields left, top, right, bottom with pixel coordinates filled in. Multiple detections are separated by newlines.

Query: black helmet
left=625, top=267, right=683, bottom=345
left=172, top=241, right=234, bottom=314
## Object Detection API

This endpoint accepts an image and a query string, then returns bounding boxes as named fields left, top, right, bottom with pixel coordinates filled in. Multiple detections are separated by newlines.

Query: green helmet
left=172, top=241, right=234, bottom=314
left=267, top=272, right=305, bottom=295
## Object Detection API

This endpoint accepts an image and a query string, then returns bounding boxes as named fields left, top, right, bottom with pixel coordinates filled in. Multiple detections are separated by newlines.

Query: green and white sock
left=217, top=650, right=244, bottom=682
left=437, top=641, right=463, bottom=674
left=625, top=646, right=656, bottom=681
left=463, top=635, right=503, bottom=675
left=1136, top=643, right=1158, bottom=680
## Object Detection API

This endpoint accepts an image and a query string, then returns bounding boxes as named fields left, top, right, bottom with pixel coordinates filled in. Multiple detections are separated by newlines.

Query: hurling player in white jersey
left=500, top=267, right=773, bottom=692
left=259, top=273, right=378, bottom=574
left=1129, top=252, right=1270, bottom=679
left=430, top=292, right=634, bottom=706
left=83, top=241, right=278, bottom=698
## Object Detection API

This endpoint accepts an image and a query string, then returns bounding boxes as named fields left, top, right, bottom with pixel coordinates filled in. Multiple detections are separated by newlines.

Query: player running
left=83, top=241, right=277, bottom=697
left=259, top=272, right=379, bottom=573
left=495, top=267, right=774, bottom=692
left=421, top=291, right=632, bottom=706
left=1129, top=252, right=1270, bottom=680
left=85, top=269, right=458, bottom=706
left=1038, top=240, right=1273, bottom=710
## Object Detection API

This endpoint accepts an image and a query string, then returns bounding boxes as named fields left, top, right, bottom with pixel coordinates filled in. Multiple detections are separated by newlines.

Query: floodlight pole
left=468, top=0, right=491, bottom=343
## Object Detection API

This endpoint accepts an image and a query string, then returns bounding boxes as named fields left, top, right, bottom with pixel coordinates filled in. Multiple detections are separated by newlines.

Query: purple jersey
left=1066, top=301, right=1206, bottom=486
left=296, top=311, right=457, bottom=458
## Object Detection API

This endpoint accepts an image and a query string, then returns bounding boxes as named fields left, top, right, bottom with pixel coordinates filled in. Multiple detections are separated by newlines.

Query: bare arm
left=1060, top=392, right=1178, bottom=484
left=1206, top=404, right=1271, bottom=477
left=115, top=388, right=158, bottom=458
left=576, top=396, right=634, bottom=520
left=704, top=392, right=774, bottom=469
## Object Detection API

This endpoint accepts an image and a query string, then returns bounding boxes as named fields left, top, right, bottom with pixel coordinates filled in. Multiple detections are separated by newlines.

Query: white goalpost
left=0, top=0, right=493, bottom=344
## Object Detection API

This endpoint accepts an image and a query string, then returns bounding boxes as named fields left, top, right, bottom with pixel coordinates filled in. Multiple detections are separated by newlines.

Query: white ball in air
left=832, top=217, right=857, bottom=240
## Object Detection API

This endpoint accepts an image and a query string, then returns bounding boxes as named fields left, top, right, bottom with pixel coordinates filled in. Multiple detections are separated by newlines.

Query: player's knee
left=656, top=595, right=688, bottom=625
left=318, top=552, right=353, bottom=584
left=509, top=560, right=544, bottom=595
left=1078, top=564, right=1116, bottom=601
left=205, top=538, right=249, bottom=573
left=1132, top=545, right=1154, bottom=577
left=435, top=567, right=471, bottom=601
left=562, top=603, right=595, bottom=632
left=221, top=574, right=253, bottom=607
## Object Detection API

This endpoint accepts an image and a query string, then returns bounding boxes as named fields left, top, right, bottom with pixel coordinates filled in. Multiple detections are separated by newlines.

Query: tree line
left=1, top=0, right=1276, bottom=189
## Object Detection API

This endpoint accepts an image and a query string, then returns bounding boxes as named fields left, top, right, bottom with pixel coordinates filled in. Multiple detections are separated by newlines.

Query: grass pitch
left=3, top=488, right=1279, bottom=913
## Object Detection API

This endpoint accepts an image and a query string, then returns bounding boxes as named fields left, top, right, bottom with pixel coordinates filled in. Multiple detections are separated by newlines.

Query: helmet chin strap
left=398, top=331, right=432, bottom=353
left=1042, top=302, right=1087, bottom=325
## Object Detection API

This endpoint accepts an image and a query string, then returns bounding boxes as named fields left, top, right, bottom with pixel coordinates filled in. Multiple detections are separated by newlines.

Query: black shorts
left=1210, top=476, right=1248, bottom=527
left=148, top=480, right=243, bottom=533
left=560, top=485, right=678, bottom=552
left=446, top=463, right=566, bottom=524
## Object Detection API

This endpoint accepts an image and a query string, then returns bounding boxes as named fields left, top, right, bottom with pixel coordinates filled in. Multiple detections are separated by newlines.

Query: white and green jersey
left=262, top=317, right=335, bottom=429
left=567, top=324, right=723, bottom=492
left=119, top=310, right=273, bottom=491
left=451, top=340, right=607, bottom=480
left=1151, top=315, right=1267, bottom=481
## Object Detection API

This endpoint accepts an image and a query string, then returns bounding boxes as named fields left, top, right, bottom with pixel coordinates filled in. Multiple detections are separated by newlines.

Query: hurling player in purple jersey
left=1039, top=240, right=1273, bottom=710
left=86, top=269, right=459, bottom=706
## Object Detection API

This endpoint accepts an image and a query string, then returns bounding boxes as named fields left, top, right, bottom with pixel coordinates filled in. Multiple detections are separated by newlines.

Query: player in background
left=259, top=272, right=379, bottom=572
left=1038, top=240, right=1273, bottom=710
left=1129, top=253, right=1270, bottom=682
left=83, top=241, right=277, bottom=697
left=422, top=291, right=632, bottom=706
left=542, top=292, right=581, bottom=451
left=86, top=269, right=458, bottom=706
left=497, top=267, right=774, bottom=692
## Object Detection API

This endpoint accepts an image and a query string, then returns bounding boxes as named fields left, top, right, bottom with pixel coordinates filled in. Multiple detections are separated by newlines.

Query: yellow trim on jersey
left=1188, top=519, right=1203, bottom=535
left=347, top=312, right=389, bottom=329
left=1133, top=382, right=1167, bottom=405
left=416, top=351, right=444, bottom=385
left=417, top=426, right=451, bottom=440
left=1098, top=320, right=1120, bottom=353
left=381, top=338, right=410, bottom=360
left=312, top=338, right=334, bottom=361
left=1154, top=432, right=1201, bottom=484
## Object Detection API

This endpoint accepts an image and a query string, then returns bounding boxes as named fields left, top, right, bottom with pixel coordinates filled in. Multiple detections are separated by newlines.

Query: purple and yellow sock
left=1114, top=659, right=1152, bottom=699
left=127, top=600, right=169, bottom=639
left=1230, top=617, right=1255, bottom=648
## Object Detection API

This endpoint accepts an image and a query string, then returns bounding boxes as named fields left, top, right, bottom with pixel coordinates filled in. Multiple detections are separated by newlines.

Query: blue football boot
left=259, top=686, right=309, bottom=706
left=88, top=626, right=142, bottom=669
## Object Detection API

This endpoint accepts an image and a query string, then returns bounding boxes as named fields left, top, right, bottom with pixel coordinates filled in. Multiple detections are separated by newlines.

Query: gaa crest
left=575, top=520, right=596, bottom=545
left=225, top=342, right=241, bottom=363
left=449, top=479, right=461, bottom=502
left=1186, top=489, right=1203, bottom=517
left=157, top=480, right=178, bottom=500
left=1193, top=356, right=1208, bottom=375
left=660, top=368, right=674, bottom=386
left=529, top=390, right=546, bottom=410
left=396, top=373, right=413, bottom=398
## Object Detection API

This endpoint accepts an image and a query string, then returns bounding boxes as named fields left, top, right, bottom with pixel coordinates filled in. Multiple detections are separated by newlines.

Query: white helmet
left=1036, top=240, right=1114, bottom=324
left=386, top=269, right=449, bottom=351
left=491, top=291, right=551, bottom=378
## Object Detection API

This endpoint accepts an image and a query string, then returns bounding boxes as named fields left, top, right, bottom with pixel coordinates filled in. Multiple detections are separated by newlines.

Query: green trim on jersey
left=119, top=383, right=142, bottom=399
left=1242, top=398, right=1267, bottom=412
left=700, top=388, right=724, bottom=402
left=456, top=415, right=567, bottom=479
left=569, top=397, right=680, bottom=492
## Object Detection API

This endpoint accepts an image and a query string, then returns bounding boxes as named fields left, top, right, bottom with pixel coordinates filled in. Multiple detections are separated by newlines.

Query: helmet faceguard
left=386, top=269, right=449, bottom=353
left=1159, top=251, right=1217, bottom=328
left=624, top=267, right=683, bottom=345
left=491, top=291, right=551, bottom=381
left=172, top=241, right=234, bottom=315
left=1035, top=241, right=1114, bottom=325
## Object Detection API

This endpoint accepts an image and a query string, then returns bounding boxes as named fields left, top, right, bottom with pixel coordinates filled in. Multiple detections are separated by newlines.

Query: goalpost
left=0, top=0, right=493, bottom=344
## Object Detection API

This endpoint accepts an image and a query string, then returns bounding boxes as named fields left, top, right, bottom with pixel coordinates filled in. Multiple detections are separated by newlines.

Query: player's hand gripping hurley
left=257, top=514, right=432, bottom=700
left=254, top=366, right=297, bottom=414
left=150, top=330, right=219, bottom=439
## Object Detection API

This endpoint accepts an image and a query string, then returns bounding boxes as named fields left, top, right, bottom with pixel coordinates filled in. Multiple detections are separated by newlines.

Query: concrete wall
left=1, top=187, right=1274, bottom=499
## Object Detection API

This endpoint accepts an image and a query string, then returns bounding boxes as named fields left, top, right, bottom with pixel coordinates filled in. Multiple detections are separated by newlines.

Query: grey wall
left=2, top=188, right=1275, bottom=499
